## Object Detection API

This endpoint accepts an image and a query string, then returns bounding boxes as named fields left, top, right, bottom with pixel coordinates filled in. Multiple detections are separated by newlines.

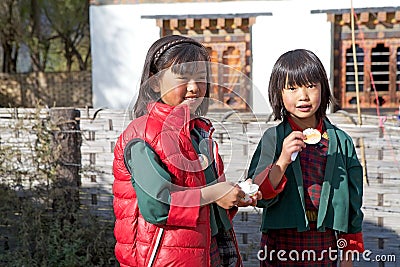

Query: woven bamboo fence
left=0, top=72, right=92, bottom=108
left=0, top=108, right=399, bottom=266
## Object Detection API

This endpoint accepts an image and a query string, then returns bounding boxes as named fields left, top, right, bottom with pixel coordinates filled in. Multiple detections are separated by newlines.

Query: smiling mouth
left=182, top=97, right=199, bottom=105
left=184, top=96, right=199, bottom=101
left=297, top=105, right=312, bottom=111
left=297, top=104, right=311, bottom=108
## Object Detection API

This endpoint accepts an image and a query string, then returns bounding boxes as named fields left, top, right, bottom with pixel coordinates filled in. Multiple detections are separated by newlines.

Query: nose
left=187, top=79, right=199, bottom=93
left=298, top=87, right=310, bottom=100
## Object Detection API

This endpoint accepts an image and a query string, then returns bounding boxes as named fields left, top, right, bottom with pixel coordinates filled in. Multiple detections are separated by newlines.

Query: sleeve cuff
left=228, top=206, right=238, bottom=221
left=166, top=188, right=201, bottom=227
left=338, top=232, right=365, bottom=252
left=254, top=165, right=287, bottom=199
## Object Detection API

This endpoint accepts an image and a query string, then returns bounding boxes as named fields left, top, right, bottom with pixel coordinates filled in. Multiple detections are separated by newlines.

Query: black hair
left=133, top=35, right=211, bottom=118
left=268, top=49, right=335, bottom=121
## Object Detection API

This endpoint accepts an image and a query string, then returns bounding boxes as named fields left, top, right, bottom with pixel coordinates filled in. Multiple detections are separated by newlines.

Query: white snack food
left=291, top=128, right=321, bottom=161
left=238, top=182, right=259, bottom=201
left=302, top=128, right=321, bottom=145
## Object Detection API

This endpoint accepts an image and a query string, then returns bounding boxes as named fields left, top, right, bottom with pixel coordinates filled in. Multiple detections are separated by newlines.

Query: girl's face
left=156, top=62, right=208, bottom=114
left=282, top=82, right=321, bottom=123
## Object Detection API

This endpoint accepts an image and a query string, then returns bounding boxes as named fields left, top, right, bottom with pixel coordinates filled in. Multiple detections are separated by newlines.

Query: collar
left=147, top=102, right=213, bottom=136
left=286, top=116, right=324, bottom=134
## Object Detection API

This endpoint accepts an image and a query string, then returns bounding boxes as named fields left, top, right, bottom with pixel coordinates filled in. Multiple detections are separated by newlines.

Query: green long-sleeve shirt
left=124, top=127, right=232, bottom=236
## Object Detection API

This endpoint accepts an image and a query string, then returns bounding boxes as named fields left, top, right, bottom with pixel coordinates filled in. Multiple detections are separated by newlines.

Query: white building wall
left=251, top=2, right=331, bottom=114
left=90, top=0, right=399, bottom=112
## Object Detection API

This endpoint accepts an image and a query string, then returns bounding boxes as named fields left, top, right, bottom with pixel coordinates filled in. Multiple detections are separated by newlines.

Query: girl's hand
left=201, top=182, right=246, bottom=209
left=340, top=259, right=353, bottom=267
left=278, top=131, right=306, bottom=165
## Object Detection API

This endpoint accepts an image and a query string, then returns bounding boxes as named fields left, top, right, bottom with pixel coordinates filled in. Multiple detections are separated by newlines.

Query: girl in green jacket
left=248, top=49, right=364, bottom=267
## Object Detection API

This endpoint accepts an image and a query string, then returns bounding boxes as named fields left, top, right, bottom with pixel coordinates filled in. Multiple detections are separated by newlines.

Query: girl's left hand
left=340, top=259, right=353, bottom=267
left=237, top=179, right=262, bottom=207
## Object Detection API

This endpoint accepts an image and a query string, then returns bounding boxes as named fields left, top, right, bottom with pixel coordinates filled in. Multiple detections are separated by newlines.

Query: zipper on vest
left=147, top=228, right=164, bottom=267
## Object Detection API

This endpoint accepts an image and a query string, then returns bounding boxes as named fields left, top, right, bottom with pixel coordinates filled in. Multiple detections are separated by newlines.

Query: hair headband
left=153, top=39, right=203, bottom=64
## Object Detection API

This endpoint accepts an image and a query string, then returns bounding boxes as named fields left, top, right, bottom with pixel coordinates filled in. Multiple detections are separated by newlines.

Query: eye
left=176, top=76, right=189, bottom=81
left=197, top=76, right=207, bottom=82
left=307, top=84, right=316, bottom=89
left=287, top=87, right=298, bottom=91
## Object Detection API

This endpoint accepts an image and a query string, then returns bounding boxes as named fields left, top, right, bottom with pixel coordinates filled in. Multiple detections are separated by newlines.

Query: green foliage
left=0, top=0, right=91, bottom=73
left=43, top=0, right=91, bottom=71
left=0, top=107, right=115, bottom=266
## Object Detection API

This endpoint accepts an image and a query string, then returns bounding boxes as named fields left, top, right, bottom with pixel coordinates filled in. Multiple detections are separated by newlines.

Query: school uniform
left=248, top=118, right=364, bottom=266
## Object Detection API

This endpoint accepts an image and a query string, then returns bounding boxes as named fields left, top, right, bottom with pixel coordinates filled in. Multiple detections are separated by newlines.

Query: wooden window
left=155, top=16, right=257, bottom=111
left=205, top=42, right=250, bottom=110
left=342, top=42, right=399, bottom=108
left=371, top=44, right=390, bottom=92
left=345, top=45, right=364, bottom=92
left=397, top=47, right=400, bottom=91
left=332, top=10, right=400, bottom=110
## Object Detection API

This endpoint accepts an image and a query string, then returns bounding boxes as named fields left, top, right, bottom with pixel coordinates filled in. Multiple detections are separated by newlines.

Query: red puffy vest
left=113, top=103, right=238, bottom=267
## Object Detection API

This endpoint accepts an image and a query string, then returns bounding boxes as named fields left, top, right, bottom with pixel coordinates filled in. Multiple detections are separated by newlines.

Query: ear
left=148, top=73, right=160, bottom=92
left=152, top=86, right=161, bottom=93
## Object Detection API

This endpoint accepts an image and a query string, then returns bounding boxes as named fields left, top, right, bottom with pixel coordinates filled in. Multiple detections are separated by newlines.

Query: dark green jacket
left=248, top=119, right=363, bottom=234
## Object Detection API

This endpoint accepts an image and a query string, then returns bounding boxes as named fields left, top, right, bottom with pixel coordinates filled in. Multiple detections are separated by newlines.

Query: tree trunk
left=1, top=40, right=17, bottom=73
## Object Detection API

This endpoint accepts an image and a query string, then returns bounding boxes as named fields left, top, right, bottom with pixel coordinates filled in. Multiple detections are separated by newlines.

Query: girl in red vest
left=113, top=35, right=260, bottom=267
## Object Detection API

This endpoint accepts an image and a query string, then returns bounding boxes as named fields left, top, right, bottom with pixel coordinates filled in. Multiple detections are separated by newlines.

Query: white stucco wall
left=90, top=0, right=399, bottom=112
left=251, top=1, right=332, bottom=113
left=90, top=6, right=159, bottom=110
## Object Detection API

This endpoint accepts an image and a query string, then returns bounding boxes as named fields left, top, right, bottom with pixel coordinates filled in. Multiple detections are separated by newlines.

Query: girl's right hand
left=200, top=182, right=245, bottom=209
left=278, top=131, right=306, bottom=165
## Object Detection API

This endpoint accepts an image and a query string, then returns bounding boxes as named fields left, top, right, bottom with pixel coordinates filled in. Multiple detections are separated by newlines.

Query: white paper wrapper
left=238, top=182, right=259, bottom=201
left=291, top=151, right=299, bottom=161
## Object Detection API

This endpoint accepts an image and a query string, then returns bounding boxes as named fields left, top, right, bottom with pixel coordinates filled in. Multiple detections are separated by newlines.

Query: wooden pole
left=350, top=0, right=368, bottom=185
left=359, top=137, right=369, bottom=185
left=350, top=0, right=362, bottom=126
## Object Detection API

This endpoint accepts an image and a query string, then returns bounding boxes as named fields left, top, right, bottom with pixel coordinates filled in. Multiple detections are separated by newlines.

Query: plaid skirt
left=259, top=222, right=337, bottom=267
left=210, top=230, right=239, bottom=267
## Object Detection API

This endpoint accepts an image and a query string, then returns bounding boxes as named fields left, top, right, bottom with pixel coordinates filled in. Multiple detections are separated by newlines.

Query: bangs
left=171, top=60, right=208, bottom=76
left=169, top=45, right=209, bottom=75
left=284, top=63, right=322, bottom=88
